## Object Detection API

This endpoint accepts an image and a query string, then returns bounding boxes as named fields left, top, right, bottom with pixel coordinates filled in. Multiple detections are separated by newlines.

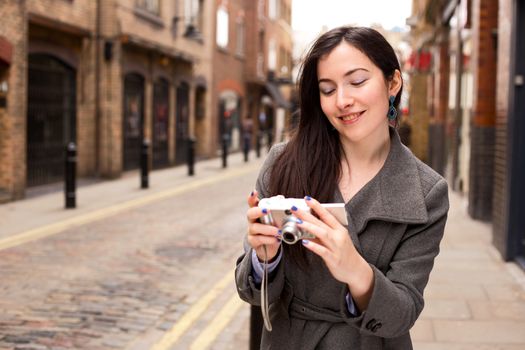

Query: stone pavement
left=411, top=190, right=525, bottom=349
left=0, top=150, right=264, bottom=350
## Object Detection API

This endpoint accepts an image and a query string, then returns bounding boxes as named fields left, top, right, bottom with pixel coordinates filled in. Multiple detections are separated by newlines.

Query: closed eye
left=351, top=79, right=366, bottom=87
left=320, top=88, right=335, bottom=96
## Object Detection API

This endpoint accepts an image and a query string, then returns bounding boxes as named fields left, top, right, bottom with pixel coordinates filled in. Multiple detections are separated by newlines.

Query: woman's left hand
left=293, top=197, right=374, bottom=306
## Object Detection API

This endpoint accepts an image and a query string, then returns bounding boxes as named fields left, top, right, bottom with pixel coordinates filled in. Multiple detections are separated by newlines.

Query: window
left=216, top=6, right=229, bottom=48
left=136, top=0, right=160, bottom=15
left=183, top=0, right=204, bottom=36
left=268, top=39, right=276, bottom=71
left=236, top=17, right=245, bottom=56
left=268, top=0, right=278, bottom=20
left=279, top=46, right=289, bottom=75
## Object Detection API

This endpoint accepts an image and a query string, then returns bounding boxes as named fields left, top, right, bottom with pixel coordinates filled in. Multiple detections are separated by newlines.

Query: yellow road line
left=0, top=164, right=259, bottom=252
left=189, top=293, right=245, bottom=350
left=151, top=270, right=235, bottom=350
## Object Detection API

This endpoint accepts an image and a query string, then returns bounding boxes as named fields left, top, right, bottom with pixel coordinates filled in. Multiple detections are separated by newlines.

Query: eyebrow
left=318, top=68, right=370, bottom=84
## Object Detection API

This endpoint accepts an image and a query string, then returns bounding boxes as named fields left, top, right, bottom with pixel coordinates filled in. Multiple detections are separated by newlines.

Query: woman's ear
left=388, top=70, right=403, bottom=96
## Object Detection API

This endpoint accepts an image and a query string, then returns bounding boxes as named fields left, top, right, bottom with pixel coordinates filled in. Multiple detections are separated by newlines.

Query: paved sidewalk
left=411, top=190, right=525, bottom=349
left=0, top=150, right=265, bottom=240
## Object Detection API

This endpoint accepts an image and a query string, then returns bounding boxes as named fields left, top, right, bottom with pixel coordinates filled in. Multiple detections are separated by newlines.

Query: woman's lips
left=338, top=111, right=364, bottom=123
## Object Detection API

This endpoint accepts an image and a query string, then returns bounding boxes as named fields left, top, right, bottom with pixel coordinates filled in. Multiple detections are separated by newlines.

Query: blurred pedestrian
left=243, top=116, right=254, bottom=160
left=235, top=26, right=449, bottom=349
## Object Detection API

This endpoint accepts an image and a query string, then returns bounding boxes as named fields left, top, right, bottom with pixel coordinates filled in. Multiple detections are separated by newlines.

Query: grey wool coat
left=235, top=128, right=449, bottom=350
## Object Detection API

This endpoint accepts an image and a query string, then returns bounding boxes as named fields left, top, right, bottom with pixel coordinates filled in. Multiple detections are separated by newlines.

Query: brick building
left=242, top=0, right=293, bottom=145
left=0, top=0, right=294, bottom=202
left=407, top=0, right=525, bottom=267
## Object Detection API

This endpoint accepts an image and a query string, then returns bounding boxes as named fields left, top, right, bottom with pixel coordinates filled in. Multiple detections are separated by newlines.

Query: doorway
left=27, top=54, right=76, bottom=186
left=507, top=0, right=525, bottom=267
left=175, top=82, right=190, bottom=165
left=123, top=73, right=144, bottom=171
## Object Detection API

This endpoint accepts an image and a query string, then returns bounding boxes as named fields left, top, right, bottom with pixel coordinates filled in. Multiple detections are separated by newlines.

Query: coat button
left=371, top=322, right=382, bottom=333
left=366, top=319, right=377, bottom=330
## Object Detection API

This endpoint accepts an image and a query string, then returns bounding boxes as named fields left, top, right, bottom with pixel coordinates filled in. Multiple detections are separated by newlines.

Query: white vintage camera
left=258, top=195, right=348, bottom=244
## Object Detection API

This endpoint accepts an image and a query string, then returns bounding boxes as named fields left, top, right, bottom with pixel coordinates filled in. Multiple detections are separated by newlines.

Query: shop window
left=136, top=0, right=160, bottom=15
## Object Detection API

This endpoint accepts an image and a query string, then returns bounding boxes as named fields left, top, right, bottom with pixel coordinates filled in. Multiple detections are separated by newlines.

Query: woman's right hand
left=246, top=190, right=281, bottom=261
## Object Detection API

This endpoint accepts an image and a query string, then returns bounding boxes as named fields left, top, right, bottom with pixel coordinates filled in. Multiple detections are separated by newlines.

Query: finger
left=304, top=196, right=342, bottom=229
left=301, top=239, right=331, bottom=260
left=290, top=204, right=330, bottom=232
left=296, top=220, right=331, bottom=246
left=247, top=190, right=259, bottom=208
left=248, top=222, right=280, bottom=237
left=246, top=206, right=268, bottom=223
left=248, top=233, right=281, bottom=248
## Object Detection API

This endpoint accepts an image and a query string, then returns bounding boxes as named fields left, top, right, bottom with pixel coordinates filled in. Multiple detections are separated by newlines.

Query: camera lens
left=282, top=232, right=297, bottom=244
left=281, top=218, right=300, bottom=244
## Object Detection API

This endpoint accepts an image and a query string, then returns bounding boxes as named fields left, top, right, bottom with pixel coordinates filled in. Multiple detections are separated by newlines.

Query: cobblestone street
left=0, top=153, right=258, bottom=350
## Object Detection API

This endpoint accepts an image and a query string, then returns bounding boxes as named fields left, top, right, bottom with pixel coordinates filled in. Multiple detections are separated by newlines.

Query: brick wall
left=212, top=0, right=248, bottom=151
left=0, top=0, right=247, bottom=201
left=468, top=0, right=498, bottom=221
left=428, top=31, right=450, bottom=176
left=0, top=1, right=27, bottom=201
left=28, top=0, right=95, bottom=32
left=244, top=0, right=264, bottom=82
left=468, top=126, right=495, bottom=219
left=116, top=0, right=215, bottom=159
left=492, top=0, right=512, bottom=257
left=193, top=0, right=215, bottom=157
left=408, top=72, right=430, bottom=162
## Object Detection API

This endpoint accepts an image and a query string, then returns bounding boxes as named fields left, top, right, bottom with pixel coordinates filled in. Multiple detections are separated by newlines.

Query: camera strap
left=261, top=244, right=272, bottom=331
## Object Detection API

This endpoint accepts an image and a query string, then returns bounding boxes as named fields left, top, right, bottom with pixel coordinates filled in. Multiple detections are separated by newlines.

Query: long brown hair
left=268, top=26, right=403, bottom=265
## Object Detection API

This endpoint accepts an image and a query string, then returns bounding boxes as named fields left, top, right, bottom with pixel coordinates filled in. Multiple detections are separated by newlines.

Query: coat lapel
left=341, top=128, right=429, bottom=236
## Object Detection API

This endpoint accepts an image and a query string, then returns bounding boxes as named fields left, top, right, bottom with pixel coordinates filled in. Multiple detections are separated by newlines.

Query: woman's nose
left=336, top=88, right=354, bottom=110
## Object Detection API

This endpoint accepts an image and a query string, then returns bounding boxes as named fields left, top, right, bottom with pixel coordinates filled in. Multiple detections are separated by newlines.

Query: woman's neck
left=340, top=127, right=391, bottom=171
left=337, top=128, right=391, bottom=203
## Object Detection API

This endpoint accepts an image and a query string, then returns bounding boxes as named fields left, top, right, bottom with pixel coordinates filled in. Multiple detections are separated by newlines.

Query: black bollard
left=243, top=134, right=250, bottom=162
left=267, top=131, right=273, bottom=152
left=141, top=139, right=149, bottom=189
left=249, top=305, right=263, bottom=349
left=187, top=137, right=196, bottom=176
left=255, top=132, right=261, bottom=158
left=221, top=133, right=229, bottom=168
left=65, top=142, right=77, bottom=209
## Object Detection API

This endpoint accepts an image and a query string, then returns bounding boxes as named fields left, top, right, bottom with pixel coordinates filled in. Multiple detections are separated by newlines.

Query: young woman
left=235, top=26, right=449, bottom=350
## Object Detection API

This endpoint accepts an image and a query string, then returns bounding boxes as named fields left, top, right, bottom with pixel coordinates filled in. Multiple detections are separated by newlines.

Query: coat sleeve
left=235, top=143, right=287, bottom=306
left=340, top=178, right=449, bottom=338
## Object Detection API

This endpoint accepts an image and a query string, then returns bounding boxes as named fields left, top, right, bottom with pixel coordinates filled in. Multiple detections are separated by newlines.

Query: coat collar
left=335, top=127, right=428, bottom=235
